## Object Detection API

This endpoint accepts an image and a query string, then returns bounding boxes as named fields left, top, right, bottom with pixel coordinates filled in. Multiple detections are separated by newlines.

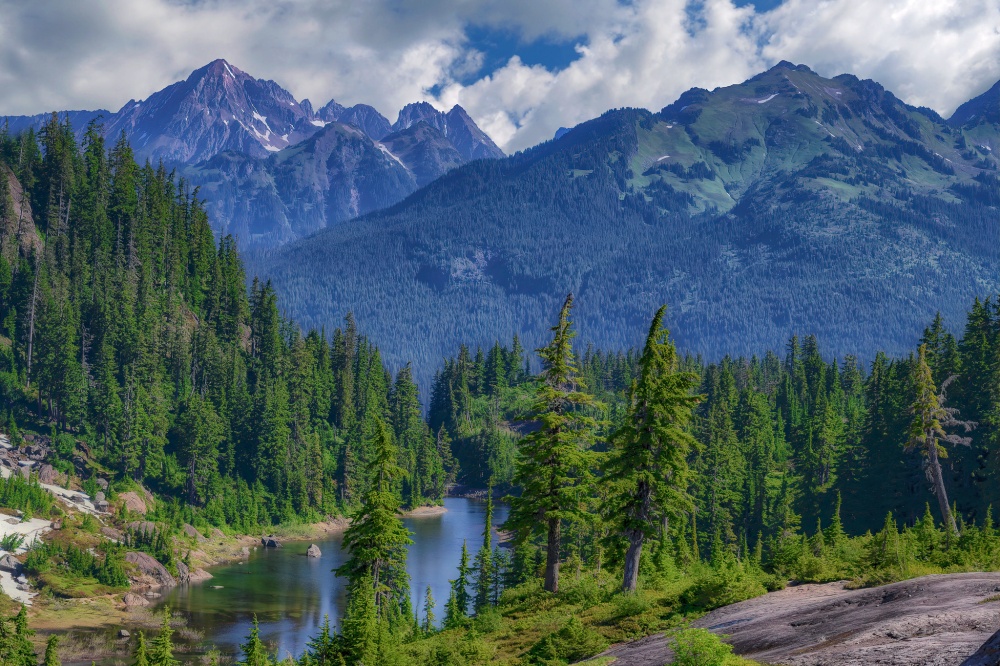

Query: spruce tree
left=506, top=294, right=602, bottom=593
left=43, top=635, right=60, bottom=666
left=239, top=616, right=272, bottom=666
left=421, top=585, right=436, bottom=633
left=336, top=416, right=413, bottom=612
left=907, top=345, right=974, bottom=535
left=132, top=631, right=149, bottom=666
left=473, top=482, right=495, bottom=612
left=340, top=575, right=378, bottom=665
left=148, top=609, right=178, bottom=666
left=603, top=306, right=701, bottom=592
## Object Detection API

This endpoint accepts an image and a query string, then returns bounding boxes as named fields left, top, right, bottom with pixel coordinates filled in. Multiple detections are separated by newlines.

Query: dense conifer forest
left=1, top=117, right=1000, bottom=665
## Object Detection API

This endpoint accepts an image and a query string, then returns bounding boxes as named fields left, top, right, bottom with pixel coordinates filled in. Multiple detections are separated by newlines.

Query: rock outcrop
left=0, top=554, right=21, bottom=573
left=125, top=552, right=176, bottom=589
left=119, top=492, right=148, bottom=515
left=599, top=573, right=1000, bottom=666
left=123, top=592, right=150, bottom=608
left=182, top=524, right=206, bottom=541
left=962, top=627, right=1000, bottom=666
left=306, top=544, right=322, bottom=558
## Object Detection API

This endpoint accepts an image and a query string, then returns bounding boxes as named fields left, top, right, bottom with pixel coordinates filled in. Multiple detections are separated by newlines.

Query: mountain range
left=2, top=59, right=504, bottom=246
left=4, top=60, right=999, bottom=390
left=250, top=62, right=1000, bottom=386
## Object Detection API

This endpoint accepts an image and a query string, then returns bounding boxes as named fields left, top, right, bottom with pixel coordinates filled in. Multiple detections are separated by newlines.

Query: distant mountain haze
left=1, top=58, right=505, bottom=247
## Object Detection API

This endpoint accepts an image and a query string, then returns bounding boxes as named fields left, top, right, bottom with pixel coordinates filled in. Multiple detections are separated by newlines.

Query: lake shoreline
left=27, top=503, right=450, bottom=640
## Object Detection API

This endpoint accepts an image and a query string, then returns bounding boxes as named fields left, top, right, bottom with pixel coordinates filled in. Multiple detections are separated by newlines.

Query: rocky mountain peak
left=103, top=59, right=317, bottom=164
left=393, top=102, right=448, bottom=134
left=444, top=105, right=504, bottom=160
left=950, top=79, right=1000, bottom=127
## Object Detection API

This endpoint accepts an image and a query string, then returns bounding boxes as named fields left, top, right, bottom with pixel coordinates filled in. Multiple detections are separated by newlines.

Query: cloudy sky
left=1, top=0, right=998, bottom=152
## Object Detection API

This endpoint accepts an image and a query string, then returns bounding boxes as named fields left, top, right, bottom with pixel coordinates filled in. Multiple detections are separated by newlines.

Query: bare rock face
left=261, top=536, right=282, bottom=548
left=125, top=552, right=176, bottom=589
left=188, top=569, right=213, bottom=584
left=123, top=592, right=150, bottom=608
left=119, top=492, right=148, bottom=515
left=104, top=59, right=319, bottom=164
left=306, top=544, right=322, bottom=558
left=36, top=464, right=59, bottom=485
left=599, top=573, right=1000, bottom=666
left=962, top=627, right=1000, bottom=666
left=182, top=524, right=206, bottom=541
left=126, top=521, right=157, bottom=536
left=0, top=554, right=21, bottom=573
left=101, top=526, right=124, bottom=541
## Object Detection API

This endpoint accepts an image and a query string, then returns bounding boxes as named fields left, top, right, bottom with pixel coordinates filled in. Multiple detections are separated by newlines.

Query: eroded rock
left=119, top=492, right=148, bottom=515
left=0, top=554, right=21, bottom=573
left=125, top=551, right=176, bottom=589
left=123, top=592, right=150, bottom=608
left=600, top=573, right=1000, bottom=666
left=182, top=524, right=205, bottom=541
left=962, top=627, right=1000, bottom=666
left=306, top=544, right=322, bottom=558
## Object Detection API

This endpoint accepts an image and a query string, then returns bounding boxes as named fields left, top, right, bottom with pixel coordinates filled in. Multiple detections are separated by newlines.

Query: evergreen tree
left=451, top=540, right=471, bottom=620
left=336, top=417, right=413, bottom=612
left=506, top=294, right=602, bottom=593
left=421, top=585, right=436, bottom=633
left=132, top=632, right=149, bottom=666
left=148, top=609, right=179, bottom=666
left=340, top=575, right=378, bottom=665
left=603, top=306, right=701, bottom=592
left=473, top=482, right=495, bottom=612
left=239, top=616, right=272, bottom=666
left=907, top=345, right=973, bottom=534
left=43, top=635, right=60, bottom=666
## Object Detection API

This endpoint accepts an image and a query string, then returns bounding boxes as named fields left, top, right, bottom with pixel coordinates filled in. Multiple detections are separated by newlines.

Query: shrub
left=471, top=607, right=502, bottom=633
left=0, top=533, right=25, bottom=552
left=670, top=628, right=733, bottom=666
left=682, top=561, right=767, bottom=611
left=610, top=591, right=651, bottom=619
left=527, top=616, right=608, bottom=665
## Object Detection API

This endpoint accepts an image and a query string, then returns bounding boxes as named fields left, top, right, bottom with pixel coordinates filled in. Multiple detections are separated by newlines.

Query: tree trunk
left=25, top=260, right=39, bottom=389
left=544, top=516, right=560, bottom=593
left=927, top=433, right=958, bottom=535
left=622, top=530, right=643, bottom=593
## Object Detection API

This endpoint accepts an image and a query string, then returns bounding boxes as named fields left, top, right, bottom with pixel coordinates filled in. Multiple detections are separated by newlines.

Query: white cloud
left=0, top=0, right=997, bottom=153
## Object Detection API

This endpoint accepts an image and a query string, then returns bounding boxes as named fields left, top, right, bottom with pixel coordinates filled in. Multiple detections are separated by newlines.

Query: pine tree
left=132, top=631, right=149, bottom=666
left=506, top=294, right=602, bottom=593
left=340, top=575, right=378, bottom=665
left=43, top=635, right=60, bottom=666
left=452, top=540, right=471, bottom=618
left=907, top=345, right=974, bottom=535
left=603, top=306, right=701, bottom=592
left=473, top=482, right=495, bottom=612
left=239, top=616, right=272, bottom=666
left=336, top=417, right=413, bottom=612
left=148, top=609, right=179, bottom=666
left=421, top=585, right=436, bottom=633
left=305, top=616, right=337, bottom=666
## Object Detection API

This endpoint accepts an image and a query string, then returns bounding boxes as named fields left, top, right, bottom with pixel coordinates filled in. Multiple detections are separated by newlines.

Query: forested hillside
left=257, top=62, right=1000, bottom=391
left=2, top=116, right=1000, bottom=666
left=0, top=117, right=453, bottom=529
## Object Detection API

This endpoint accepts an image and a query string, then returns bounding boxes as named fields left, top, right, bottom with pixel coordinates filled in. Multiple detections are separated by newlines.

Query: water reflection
left=160, top=497, right=507, bottom=659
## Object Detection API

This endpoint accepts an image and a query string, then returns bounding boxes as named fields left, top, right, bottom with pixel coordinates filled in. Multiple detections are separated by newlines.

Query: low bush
left=526, top=616, right=608, bottom=665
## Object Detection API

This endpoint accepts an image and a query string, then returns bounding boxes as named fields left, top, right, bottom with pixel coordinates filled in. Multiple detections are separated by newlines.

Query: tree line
left=0, top=116, right=452, bottom=529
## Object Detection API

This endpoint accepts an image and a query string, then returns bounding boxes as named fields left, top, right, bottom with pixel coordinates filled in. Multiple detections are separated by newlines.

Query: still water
left=160, top=497, right=507, bottom=660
